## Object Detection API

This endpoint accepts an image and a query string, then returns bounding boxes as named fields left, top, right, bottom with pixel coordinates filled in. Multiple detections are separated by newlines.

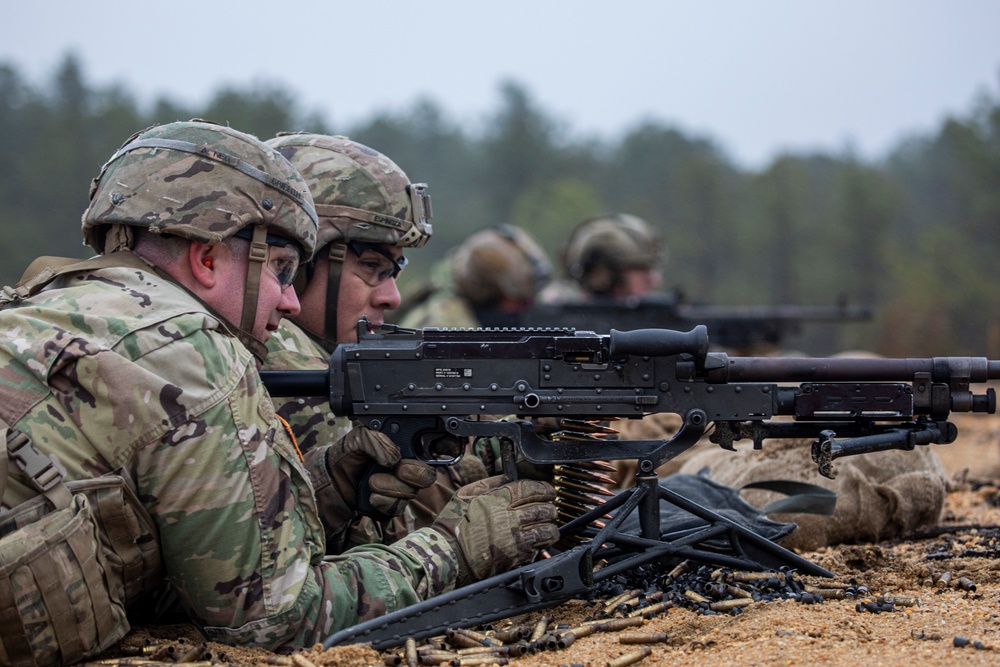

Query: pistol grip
left=355, top=461, right=397, bottom=523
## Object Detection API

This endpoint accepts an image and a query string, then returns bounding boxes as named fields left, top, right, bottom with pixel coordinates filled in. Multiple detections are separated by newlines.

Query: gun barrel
left=259, top=370, right=329, bottom=397
left=721, top=357, right=1000, bottom=383
left=676, top=303, right=873, bottom=322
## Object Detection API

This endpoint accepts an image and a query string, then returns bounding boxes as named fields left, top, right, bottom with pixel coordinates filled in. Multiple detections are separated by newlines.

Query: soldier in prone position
left=0, top=121, right=558, bottom=656
left=262, top=133, right=491, bottom=549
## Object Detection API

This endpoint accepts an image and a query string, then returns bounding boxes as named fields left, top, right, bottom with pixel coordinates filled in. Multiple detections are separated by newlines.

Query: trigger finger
left=364, top=429, right=402, bottom=467
left=368, top=473, right=419, bottom=501
left=396, top=459, right=438, bottom=490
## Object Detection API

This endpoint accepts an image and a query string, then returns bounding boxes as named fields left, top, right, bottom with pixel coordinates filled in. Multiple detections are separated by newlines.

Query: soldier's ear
left=189, top=242, right=220, bottom=288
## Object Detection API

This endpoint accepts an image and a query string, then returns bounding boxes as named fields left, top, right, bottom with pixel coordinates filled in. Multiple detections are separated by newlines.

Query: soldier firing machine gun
left=260, top=320, right=998, bottom=649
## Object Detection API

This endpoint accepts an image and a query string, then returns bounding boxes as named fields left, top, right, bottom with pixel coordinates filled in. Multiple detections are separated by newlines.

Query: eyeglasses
left=232, top=228, right=303, bottom=289
left=347, top=241, right=407, bottom=287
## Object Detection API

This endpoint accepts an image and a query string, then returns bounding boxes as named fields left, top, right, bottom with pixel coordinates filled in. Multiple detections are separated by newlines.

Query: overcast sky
left=4, top=1, right=999, bottom=168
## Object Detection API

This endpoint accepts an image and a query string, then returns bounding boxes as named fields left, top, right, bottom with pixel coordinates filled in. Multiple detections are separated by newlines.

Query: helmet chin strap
left=238, top=224, right=269, bottom=363
left=320, top=242, right=347, bottom=352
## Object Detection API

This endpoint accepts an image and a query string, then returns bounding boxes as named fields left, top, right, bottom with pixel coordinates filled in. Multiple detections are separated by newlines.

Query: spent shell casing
left=731, top=571, right=785, bottom=583
left=618, top=632, right=669, bottom=645
left=405, top=638, right=419, bottom=667
left=486, top=627, right=525, bottom=643
left=684, top=590, right=710, bottom=604
left=709, top=598, right=755, bottom=612
left=176, top=644, right=207, bottom=663
left=594, top=616, right=646, bottom=631
left=450, top=657, right=508, bottom=667
left=148, top=645, right=177, bottom=661
left=446, top=629, right=490, bottom=649
left=703, top=582, right=728, bottom=600
left=885, top=595, right=919, bottom=607
left=417, top=651, right=458, bottom=665
left=455, top=646, right=504, bottom=656
left=956, top=577, right=977, bottom=591
left=724, top=584, right=754, bottom=599
left=563, top=624, right=598, bottom=640
left=809, top=588, right=847, bottom=600
left=292, top=653, right=319, bottom=667
left=606, top=646, right=653, bottom=667
left=603, top=588, right=643, bottom=612
left=934, top=571, right=953, bottom=588
left=529, top=616, right=552, bottom=643
left=384, top=656, right=404, bottom=667
left=668, top=562, right=689, bottom=579
left=631, top=600, right=674, bottom=618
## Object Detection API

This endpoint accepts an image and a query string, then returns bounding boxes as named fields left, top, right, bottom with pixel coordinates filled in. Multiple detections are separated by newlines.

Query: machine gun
left=476, top=291, right=872, bottom=353
left=260, top=321, right=998, bottom=650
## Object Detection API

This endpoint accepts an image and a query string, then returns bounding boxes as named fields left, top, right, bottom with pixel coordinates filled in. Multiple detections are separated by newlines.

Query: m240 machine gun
left=478, top=291, right=872, bottom=353
left=260, top=321, right=998, bottom=650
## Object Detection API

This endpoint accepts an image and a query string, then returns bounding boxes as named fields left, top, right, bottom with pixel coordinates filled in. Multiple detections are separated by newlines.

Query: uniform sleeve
left=134, top=345, right=460, bottom=650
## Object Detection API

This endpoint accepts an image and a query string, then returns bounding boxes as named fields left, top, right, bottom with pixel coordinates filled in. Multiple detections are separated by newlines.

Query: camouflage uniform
left=266, top=320, right=354, bottom=451
left=262, top=134, right=456, bottom=548
left=0, top=121, right=461, bottom=652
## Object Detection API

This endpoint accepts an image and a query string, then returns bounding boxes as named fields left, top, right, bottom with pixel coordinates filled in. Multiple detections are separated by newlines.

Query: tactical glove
left=430, top=475, right=559, bottom=586
left=320, top=427, right=437, bottom=529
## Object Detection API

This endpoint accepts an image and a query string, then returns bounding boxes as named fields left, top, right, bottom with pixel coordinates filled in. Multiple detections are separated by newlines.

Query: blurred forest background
left=1, top=54, right=999, bottom=357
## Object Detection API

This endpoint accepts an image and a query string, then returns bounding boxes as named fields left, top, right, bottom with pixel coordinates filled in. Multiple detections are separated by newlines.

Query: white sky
left=4, top=0, right=999, bottom=168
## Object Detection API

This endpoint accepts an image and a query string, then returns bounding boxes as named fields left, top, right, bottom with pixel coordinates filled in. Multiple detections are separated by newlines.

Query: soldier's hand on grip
left=430, top=475, right=559, bottom=586
left=326, top=427, right=437, bottom=523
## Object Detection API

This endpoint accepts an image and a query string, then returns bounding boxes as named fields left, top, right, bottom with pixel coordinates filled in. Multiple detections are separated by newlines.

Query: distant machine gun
left=475, top=291, right=873, bottom=353
left=260, top=321, right=997, bottom=649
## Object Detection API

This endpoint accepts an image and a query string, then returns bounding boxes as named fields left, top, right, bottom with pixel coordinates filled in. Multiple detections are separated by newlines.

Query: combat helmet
left=451, top=225, right=551, bottom=307
left=265, top=133, right=433, bottom=349
left=82, top=119, right=319, bottom=360
left=561, top=214, right=665, bottom=296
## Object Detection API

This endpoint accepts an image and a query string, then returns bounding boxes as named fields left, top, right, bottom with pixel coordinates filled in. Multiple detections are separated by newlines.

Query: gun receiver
left=261, top=321, right=997, bottom=479
left=260, top=321, right=998, bottom=649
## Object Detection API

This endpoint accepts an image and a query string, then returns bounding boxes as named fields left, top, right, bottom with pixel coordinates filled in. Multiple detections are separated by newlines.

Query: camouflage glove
left=325, top=427, right=437, bottom=524
left=430, top=475, right=559, bottom=586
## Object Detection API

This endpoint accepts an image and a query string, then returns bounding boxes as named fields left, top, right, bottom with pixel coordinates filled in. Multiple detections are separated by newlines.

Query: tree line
left=1, top=54, right=998, bottom=356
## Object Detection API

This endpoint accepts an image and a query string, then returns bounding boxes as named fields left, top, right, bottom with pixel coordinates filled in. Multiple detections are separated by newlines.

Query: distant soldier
left=540, top=213, right=665, bottom=303
left=398, top=224, right=552, bottom=329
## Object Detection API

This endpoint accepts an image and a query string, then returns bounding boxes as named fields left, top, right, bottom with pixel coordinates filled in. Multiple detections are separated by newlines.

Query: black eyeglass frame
left=231, top=227, right=304, bottom=288
left=346, top=241, right=408, bottom=282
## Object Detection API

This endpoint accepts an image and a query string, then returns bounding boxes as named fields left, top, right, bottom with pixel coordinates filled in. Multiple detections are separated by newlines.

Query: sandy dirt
left=99, top=416, right=1000, bottom=667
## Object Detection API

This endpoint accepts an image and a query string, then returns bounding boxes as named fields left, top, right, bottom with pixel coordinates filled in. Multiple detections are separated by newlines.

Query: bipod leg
left=647, top=476, right=832, bottom=577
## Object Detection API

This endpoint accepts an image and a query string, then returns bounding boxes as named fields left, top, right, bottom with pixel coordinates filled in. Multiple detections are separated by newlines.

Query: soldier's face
left=614, top=268, right=662, bottom=299
left=336, top=245, right=403, bottom=343
left=212, top=239, right=302, bottom=342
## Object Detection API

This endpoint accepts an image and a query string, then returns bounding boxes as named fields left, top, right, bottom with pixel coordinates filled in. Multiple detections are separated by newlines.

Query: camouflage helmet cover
left=265, top=133, right=432, bottom=252
left=562, top=213, right=665, bottom=294
left=451, top=225, right=551, bottom=306
left=82, top=120, right=318, bottom=259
